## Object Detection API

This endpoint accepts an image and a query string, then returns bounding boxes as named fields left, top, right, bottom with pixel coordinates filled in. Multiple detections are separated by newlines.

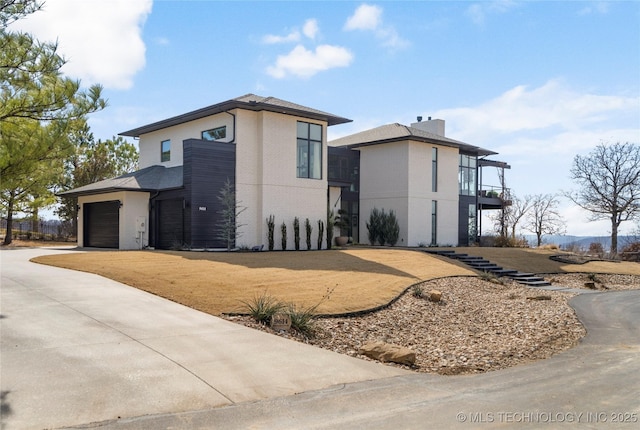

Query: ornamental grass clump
left=242, top=292, right=283, bottom=325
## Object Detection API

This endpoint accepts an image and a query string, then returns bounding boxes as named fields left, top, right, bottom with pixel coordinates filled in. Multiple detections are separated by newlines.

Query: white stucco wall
left=358, top=140, right=460, bottom=247
left=138, top=113, right=235, bottom=168
left=235, top=110, right=329, bottom=250
left=78, top=191, right=150, bottom=250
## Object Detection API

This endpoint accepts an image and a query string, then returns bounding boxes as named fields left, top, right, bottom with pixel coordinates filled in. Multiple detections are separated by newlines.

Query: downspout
left=148, top=191, right=160, bottom=248
left=225, top=110, right=236, bottom=144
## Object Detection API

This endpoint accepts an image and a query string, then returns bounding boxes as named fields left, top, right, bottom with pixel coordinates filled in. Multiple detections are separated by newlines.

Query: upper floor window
left=297, top=121, right=322, bottom=179
left=202, top=126, right=226, bottom=141
left=459, top=154, right=477, bottom=196
left=161, top=140, right=171, bottom=162
left=432, top=147, right=438, bottom=192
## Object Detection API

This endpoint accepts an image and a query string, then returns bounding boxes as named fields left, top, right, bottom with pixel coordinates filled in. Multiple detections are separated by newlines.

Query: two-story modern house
left=61, top=94, right=509, bottom=250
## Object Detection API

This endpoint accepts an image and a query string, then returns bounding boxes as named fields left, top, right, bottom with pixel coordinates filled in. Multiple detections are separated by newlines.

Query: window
left=468, top=204, right=477, bottom=245
left=297, top=121, right=322, bottom=179
left=431, top=200, right=438, bottom=246
left=161, top=140, right=171, bottom=162
left=202, top=126, right=226, bottom=141
left=432, top=147, right=438, bottom=192
left=459, top=154, right=477, bottom=196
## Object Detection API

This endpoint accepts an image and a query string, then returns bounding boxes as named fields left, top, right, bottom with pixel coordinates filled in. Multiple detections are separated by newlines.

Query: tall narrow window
left=161, top=140, right=171, bottom=162
left=468, top=203, right=477, bottom=245
left=459, top=154, right=477, bottom=196
left=297, top=121, right=322, bottom=179
left=432, top=147, right=438, bottom=192
left=431, top=200, right=438, bottom=246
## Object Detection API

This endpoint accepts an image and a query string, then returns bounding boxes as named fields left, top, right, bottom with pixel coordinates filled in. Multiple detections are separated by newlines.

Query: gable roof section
left=58, top=165, right=183, bottom=197
left=329, top=123, right=497, bottom=156
left=120, top=94, right=352, bottom=137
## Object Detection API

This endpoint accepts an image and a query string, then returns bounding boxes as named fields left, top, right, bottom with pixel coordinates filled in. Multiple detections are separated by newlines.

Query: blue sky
left=11, top=0, right=640, bottom=237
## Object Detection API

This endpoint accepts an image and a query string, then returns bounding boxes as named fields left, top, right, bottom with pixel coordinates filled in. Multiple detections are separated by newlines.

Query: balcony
left=479, top=185, right=512, bottom=210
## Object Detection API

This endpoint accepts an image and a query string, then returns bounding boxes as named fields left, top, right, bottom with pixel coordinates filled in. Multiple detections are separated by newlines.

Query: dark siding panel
left=183, top=139, right=236, bottom=249
left=156, top=198, right=184, bottom=249
left=84, top=201, right=119, bottom=248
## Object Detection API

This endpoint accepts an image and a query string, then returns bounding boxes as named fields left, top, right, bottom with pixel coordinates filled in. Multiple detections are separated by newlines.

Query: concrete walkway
left=0, top=248, right=407, bottom=430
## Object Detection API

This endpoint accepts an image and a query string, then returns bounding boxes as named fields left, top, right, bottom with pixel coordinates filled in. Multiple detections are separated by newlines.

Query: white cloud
left=303, top=19, right=319, bottom=40
left=427, top=79, right=639, bottom=237
left=262, top=29, right=301, bottom=44
left=344, top=4, right=382, bottom=31
left=344, top=3, right=409, bottom=50
left=263, top=18, right=319, bottom=45
left=266, top=44, right=353, bottom=79
left=466, top=0, right=518, bottom=26
left=433, top=79, right=639, bottom=149
left=578, top=2, right=610, bottom=16
left=9, top=0, right=152, bottom=90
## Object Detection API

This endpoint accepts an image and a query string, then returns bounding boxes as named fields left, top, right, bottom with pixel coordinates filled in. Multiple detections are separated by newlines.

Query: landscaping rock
left=428, top=290, right=442, bottom=302
left=359, top=341, right=416, bottom=365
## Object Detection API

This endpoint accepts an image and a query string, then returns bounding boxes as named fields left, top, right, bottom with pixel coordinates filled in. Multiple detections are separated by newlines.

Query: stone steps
left=426, top=250, right=552, bottom=287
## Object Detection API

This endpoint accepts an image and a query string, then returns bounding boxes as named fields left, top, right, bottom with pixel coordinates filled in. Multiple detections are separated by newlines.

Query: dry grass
left=448, top=247, right=640, bottom=275
left=32, top=246, right=640, bottom=317
left=32, top=248, right=476, bottom=315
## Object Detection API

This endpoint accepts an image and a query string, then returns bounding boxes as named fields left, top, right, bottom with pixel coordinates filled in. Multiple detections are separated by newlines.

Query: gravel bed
left=224, top=273, right=640, bottom=375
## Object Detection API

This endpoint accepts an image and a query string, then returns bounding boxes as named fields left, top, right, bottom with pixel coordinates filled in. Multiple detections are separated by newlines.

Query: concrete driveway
left=1, top=248, right=639, bottom=429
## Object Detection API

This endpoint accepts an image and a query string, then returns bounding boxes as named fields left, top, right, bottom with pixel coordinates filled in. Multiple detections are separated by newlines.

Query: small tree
left=216, top=179, right=247, bottom=251
left=293, top=217, right=300, bottom=250
left=280, top=222, right=287, bottom=250
left=266, top=215, right=275, bottom=251
left=525, top=193, right=565, bottom=247
left=305, top=218, right=312, bottom=250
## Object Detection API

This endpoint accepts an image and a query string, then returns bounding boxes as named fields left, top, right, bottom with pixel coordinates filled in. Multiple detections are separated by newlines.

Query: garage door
left=84, top=201, right=119, bottom=248
left=156, top=199, right=184, bottom=249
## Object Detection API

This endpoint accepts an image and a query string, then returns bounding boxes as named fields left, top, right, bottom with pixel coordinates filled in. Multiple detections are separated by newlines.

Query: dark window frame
left=201, top=126, right=227, bottom=141
left=296, top=121, right=323, bottom=179
left=161, top=139, right=171, bottom=162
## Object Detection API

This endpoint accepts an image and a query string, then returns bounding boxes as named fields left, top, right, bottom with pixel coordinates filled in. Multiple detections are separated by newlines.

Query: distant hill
left=522, top=235, right=637, bottom=252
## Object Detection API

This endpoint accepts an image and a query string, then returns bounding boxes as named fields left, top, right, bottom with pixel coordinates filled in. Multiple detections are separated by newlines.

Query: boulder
left=359, top=341, right=416, bottom=365
left=429, top=290, right=442, bottom=302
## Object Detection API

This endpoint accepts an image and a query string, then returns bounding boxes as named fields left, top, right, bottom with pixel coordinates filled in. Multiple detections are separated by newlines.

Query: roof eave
left=120, top=100, right=351, bottom=137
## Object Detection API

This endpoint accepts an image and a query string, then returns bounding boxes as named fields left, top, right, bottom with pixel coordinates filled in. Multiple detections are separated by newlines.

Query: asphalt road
left=1, top=248, right=639, bottom=429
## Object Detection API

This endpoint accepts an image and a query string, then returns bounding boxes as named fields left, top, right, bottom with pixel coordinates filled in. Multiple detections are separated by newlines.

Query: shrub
left=412, top=284, right=424, bottom=298
left=305, top=218, right=312, bottom=250
left=285, top=302, right=317, bottom=337
left=266, top=215, right=275, bottom=251
left=242, top=292, right=283, bottom=325
left=366, top=208, right=400, bottom=246
left=285, top=287, right=334, bottom=337
left=317, top=219, right=324, bottom=250
left=588, top=242, right=604, bottom=257
left=326, top=209, right=335, bottom=249
left=366, top=208, right=383, bottom=245
left=293, top=217, right=300, bottom=251
left=384, top=210, right=400, bottom=246
left=280, top=222, right=287, bottom=250
left=621, top=241, right=640, bottom=261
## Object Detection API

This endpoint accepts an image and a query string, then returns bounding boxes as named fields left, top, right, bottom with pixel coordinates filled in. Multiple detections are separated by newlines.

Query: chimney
left=410, top=117, right=446, bottom=137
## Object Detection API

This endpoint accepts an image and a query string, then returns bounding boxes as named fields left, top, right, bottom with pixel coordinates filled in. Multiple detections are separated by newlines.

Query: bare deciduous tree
left=566, top=142, right=640, bottom=255
left=525, top=193, right=566, bottom=247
